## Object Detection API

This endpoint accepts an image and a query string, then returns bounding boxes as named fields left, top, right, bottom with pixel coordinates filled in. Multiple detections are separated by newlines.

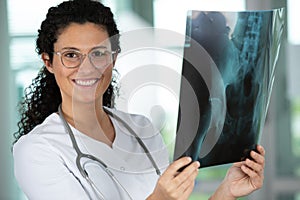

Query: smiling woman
left=12, top=0, right=265, bottom=200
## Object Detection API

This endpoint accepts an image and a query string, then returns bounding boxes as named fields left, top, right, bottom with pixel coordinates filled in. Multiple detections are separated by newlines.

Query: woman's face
left=43, top=22, right=114, bottom=106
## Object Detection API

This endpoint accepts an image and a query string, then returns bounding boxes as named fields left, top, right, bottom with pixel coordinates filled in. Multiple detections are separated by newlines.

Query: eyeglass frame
left=53, top=46, right=120, bottom=69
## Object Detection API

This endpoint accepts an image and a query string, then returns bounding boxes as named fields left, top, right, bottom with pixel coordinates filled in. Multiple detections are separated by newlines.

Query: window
left=287, top=0, right=300, bottom=44
left=8, top=0, right=63, bottom=103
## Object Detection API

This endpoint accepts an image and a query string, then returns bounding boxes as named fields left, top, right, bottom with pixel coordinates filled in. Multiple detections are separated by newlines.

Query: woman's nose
left=78, top=54, right=95, bottom=73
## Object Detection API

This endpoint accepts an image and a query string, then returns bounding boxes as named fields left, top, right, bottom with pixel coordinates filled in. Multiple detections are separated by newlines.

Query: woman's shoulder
left=13, top=113, right=65, bottom=155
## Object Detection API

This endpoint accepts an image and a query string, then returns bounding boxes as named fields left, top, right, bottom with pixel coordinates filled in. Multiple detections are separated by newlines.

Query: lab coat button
left=120, top=166, right=125, bottom=171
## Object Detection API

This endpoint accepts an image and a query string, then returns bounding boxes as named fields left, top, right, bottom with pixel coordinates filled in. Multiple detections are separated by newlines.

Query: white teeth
left=75, top=79, right=97, bottom=86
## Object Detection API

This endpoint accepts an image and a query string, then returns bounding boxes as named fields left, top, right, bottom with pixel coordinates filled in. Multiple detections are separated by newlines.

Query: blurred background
left=1, top=0, right=299, bottom=199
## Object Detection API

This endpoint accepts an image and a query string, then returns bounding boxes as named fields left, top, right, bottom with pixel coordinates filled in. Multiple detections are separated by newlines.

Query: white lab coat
left=13, top=108, right=169, bottom=200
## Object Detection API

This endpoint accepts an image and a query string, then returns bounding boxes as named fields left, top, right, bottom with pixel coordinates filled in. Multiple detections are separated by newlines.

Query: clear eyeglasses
left=54, top=47, right=119, bottom=69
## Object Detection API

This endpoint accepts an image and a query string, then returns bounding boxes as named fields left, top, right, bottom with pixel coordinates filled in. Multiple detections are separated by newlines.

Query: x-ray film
left=174, top=9, right=285, bottom=167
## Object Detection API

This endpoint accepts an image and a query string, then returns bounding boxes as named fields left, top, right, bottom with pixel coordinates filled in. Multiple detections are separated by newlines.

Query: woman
left=13, top=0, right=265, bottom=199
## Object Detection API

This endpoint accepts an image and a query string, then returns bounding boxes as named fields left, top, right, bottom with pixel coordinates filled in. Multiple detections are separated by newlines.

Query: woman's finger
left=233, top=161, right=244, bottom=167
left=173, top=161, right=200, bottom=187
left=256, top=145, right=266, bottom=156
left=163, top=157, right=193, bottom=177
left=250, top=150, right=265, bottom=166
left=245, top=158, right=264, bottom=173
left=170, top=163, right=199, bottom=198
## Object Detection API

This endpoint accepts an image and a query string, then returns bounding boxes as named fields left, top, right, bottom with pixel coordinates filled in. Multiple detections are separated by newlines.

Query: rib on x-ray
left=174, top=9, right=285, bottom=167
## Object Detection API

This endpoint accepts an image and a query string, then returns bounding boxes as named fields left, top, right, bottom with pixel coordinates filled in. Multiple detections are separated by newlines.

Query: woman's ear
left=112, top=53, right=118, bottom=66
left=42, top=53, right=54, bottom=73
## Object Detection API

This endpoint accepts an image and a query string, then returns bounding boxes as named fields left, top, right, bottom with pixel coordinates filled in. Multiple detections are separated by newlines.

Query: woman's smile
left=73, top=78, right=101, bottom=87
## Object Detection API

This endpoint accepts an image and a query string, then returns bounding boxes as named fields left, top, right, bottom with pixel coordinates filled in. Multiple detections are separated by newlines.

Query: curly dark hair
left=14, top=0, right=120, bottom=143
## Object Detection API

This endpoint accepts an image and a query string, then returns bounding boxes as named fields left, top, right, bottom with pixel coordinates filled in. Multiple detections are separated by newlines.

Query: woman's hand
left=210, top=145, right=265, bottom=200
left=147, top=157, right=200, bottom=200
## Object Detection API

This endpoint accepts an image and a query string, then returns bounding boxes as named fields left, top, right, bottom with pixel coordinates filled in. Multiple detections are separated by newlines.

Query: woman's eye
left=91, top=50, right=105, bottom=57
left=64, top=52, right=79, bottom=59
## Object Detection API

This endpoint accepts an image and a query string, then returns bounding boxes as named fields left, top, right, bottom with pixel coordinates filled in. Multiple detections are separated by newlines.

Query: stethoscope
left=58, top=104, right=161, bottom=200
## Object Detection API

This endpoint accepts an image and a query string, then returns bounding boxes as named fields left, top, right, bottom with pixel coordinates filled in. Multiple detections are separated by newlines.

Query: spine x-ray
left=174, top=9, right=285, bottom=167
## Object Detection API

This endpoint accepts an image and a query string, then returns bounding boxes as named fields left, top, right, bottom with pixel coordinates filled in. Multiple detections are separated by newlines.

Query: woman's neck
left=61, top=101, right=115, bottom=146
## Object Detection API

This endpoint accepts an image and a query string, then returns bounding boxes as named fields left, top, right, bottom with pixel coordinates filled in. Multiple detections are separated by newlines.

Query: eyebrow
left=60, top=45, right=108, bottom=51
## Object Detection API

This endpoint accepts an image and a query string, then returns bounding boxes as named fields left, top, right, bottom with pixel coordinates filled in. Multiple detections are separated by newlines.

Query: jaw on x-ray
left=174, top=8, right=285, bottom=167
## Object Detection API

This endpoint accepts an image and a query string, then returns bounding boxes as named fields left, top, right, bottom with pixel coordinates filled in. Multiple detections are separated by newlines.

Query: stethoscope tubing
left=58, top=104, right=160, bottom=200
